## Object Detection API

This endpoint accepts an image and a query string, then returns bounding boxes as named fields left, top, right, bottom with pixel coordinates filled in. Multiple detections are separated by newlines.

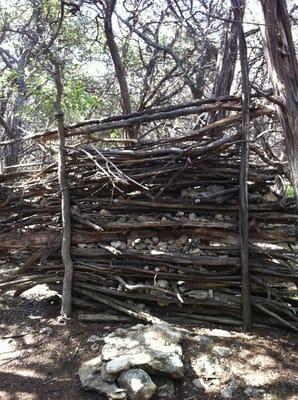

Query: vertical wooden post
left=231, top=0, right=251, bottom=330
left=53, top=60, right=74, bottom=318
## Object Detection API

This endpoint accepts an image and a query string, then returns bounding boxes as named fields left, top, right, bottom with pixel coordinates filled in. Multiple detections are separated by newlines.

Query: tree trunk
left=259, top=0, right=298, bottom=207
left=231, top=0, right=251, bottom=331
left=53, top=60, right=74, bottom=318
left=209, top=12, right=238, bottom=123
left=103, top=1, right=136, bottom=139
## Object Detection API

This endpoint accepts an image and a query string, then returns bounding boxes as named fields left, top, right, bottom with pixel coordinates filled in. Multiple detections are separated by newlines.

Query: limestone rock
left=100, top=209, right=112, bottom=217
left=78, top=356, right=127, bottom=400
left=118, top=369, right=156, bottom=400
left=101, top=324, right=184, bottom=378
left=191, top=354, right=227, bottom=378
left=211, top=345, right=231, bottom=358
left=111, top=241, right=127, bottom=250
left=188, top=213, right=197, bottom=221
left=106, top=355, right=132, bottom=374
left=87, top=335, right=102, bottom=343
left=221, top=380, right=239, bottom=399
left=193, top=335, right=213, bottom=347
left=192, top=378, right=208, bottom=391
left=244, top=386, right=265, bottom=397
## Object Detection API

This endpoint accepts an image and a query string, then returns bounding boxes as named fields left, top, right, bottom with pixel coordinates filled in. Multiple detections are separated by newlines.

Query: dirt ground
left=0, top=265, right=297, bottom=400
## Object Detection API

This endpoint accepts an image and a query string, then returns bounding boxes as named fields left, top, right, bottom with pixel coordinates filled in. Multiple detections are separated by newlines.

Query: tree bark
left=209, top=12, right=238, bottom=123
left=103, top=0, right=135, bottom=139
left=53, top=60, right=74, bottom=318
left=231, top=0, right=251, bottom=331
left=259, top=0, right=298, bottom=207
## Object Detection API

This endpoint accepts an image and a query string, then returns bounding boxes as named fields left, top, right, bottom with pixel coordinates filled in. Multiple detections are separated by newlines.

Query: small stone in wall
left=100, top=208, right=112, bottom=217
left=111, top=241, right=127, bottom=250
left=188, top=213, right=197, bottom=221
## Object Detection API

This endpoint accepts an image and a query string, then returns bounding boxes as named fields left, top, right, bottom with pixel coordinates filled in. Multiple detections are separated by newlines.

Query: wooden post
left=53, top=60, right=74, bottom=318
left=231, top=0, right=251, bottom=330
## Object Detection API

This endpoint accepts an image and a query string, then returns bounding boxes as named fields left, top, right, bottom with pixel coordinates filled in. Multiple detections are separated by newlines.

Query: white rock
left=188, top=213, right=197, bottom=221
left=87, top=335, right=102, bottom=343
left=215, top=213, right=224, bottom=221
left=111, top=241, right=127, bottom=250
left=91, top=343, right=100, bottom=352
left=102, top=324, right=184, bottom=378
left=156, top=279, right=169, bottom=289
left=193, top=335, right=213, bottom=346
left=118, top=369, right=156, bottom=400
left=187, top=290, right=209, bottom=300
left=39, top=327, right=52, bottom=335
left=211, top=345, right=231, bottom=357
left=100, top=209, right=112, bottom=217
left=221, top=380, right=239, bottom=399
left=106, top=355, right=132, bottom=374
left=191, top=354, right=226, bottom=378
left=78, top=356, right=127, bottom=400
left=192, top=378, right=208, bottom=391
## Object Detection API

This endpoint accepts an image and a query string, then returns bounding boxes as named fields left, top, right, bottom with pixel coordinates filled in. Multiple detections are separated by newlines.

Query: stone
left=191, top=354, right=227, bottom=378
left=188, top=213, right=197, bottom=221
left=127, top=238, right=134, bottom=247
left=210, top=329, right=232, bottom=338
left=175, top=235, right=188, bottom=247
left=243, top=386, right=265, bottom=397
left=111, top=241, right=127, bottom=250
left=211, top=346, right=231, bottom=358
left=100, top=209, right=112, bottom=217
left=135, top=243, right=147, bottom=250
left=39, top=327, right=52, bottom=335
left=190, top=248, right=202, bottom=254
left=182, top=245, right=190, bottom=253
left=156, top=279, right=169, bottom=289
left=101, top=324, right=184, bottom=378
left=91, top=343, right=100, bottom=352
left=193, top=335, right=213, bottom=347
left=118, top=369, right=156, bottom=400
left=158, top=242, right=168, bottom=251
left=214, top=213, right=224, bottom=221
left=192, top=378, right=208, bottom=391
left=78, top=356, right=127, bottom=400
left=87, top=335, right=102, bottom=343
left=106, top=355, right=132, bottom=374
left=155, top=379, right=175, bottom=398
left=187, top=290, right=209, bottom=299
left=101, top=362, right=118, bottom=382
left=221, top=380, right=239, bottom=399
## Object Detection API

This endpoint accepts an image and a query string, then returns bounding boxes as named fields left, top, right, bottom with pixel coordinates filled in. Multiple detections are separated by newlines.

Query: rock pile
left=79, top=324, right=184, bottom=400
